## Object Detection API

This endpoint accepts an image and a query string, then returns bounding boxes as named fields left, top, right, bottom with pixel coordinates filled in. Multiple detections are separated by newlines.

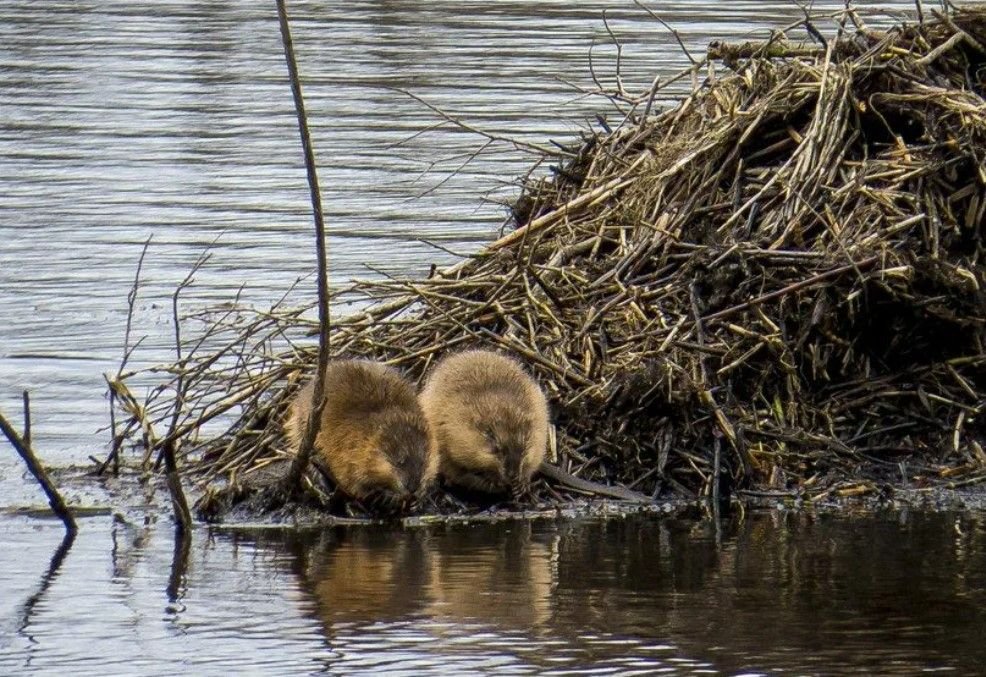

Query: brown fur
left=419, top=350, right=549, bottom=496
left=284, top=360, right=437, bottom=511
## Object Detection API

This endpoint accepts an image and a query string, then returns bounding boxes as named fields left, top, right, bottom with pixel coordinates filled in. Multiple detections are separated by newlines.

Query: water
left=2, top=510, right=984, bottom=675
left=4, top=0, right=971, bottom=673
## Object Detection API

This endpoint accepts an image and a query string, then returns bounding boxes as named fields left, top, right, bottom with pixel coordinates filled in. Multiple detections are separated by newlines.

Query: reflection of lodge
left=551, top=512, right=986, bottom=672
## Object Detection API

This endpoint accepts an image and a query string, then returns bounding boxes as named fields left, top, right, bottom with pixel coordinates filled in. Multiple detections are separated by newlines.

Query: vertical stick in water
left=22, top=390, right=32, bottom=448
left=162, top=439, right=193, bottom=534
left=167, top=527, right=192, bottom=605
left=276, top=0, right=332, bottom=492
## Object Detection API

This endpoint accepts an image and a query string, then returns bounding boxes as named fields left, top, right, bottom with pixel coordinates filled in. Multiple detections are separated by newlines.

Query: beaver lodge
left=107, top=7, right=986, bottom=521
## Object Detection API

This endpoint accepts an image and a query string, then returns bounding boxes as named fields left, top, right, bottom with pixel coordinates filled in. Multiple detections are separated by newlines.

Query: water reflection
left=426, top=524, right=556, bottom=630
left=166, top=528, right=192, bottom=610
left=2, top=511, right=983, bottom=674
left=306, top=528, right=434, bottom=622
left=16, top=529, right=76, bottom=647
left=292, top=524, right=557, bottom=630
left=223, top=510, right=986, bottom=674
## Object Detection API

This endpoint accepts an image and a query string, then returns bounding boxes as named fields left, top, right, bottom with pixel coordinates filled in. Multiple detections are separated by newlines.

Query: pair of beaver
left=283, top=350, right=549, bottom=512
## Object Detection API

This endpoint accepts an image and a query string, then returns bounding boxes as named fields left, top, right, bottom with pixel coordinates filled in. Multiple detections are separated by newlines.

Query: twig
left=166, top=527, right=192, bottom=605
left=632, top=0, right=697, bottom=65
left=156, top=250, right=213, bottom=533
left=700, top=256, right=881, bottom=325
left=22, top=391, right=31, bottom=449
left=915, top=31, right=965, bottom=66
left=391, top=87, right=567, bottom=157
left=101, top=236, right=152, bottom=476
left=120, top=236, right=151, bottom=376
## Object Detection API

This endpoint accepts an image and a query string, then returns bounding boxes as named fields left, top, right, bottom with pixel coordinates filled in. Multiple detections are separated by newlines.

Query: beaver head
left=460, top=403, right=538, bottom=498
left=364, top=409, right=435, bottom=513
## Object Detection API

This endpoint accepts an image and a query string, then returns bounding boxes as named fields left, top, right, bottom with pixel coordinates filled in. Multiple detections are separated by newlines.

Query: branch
left=0, top=406, right=76, bottom=532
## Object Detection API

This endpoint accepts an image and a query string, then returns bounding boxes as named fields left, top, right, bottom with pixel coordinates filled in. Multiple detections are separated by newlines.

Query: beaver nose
left=503, top=454, right=523, bottom=479
left=365, top=488, right=407, bottom=515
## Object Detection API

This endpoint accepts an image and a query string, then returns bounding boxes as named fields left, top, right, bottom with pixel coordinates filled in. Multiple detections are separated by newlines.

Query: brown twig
left=22, top=391, right=32, bottom=449
left=101, top=236, right=152, bottom=476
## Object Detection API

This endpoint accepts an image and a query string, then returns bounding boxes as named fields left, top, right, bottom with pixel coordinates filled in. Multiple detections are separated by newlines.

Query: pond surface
left=3, top=0, right=970, bottom=674
left=3, top=510, right=984, bottom=675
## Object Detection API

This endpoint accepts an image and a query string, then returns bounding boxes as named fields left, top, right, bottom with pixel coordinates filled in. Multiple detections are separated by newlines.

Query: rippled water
left=3, top=510, right=984, bottom=675
left=2, top=0, right=959, bottom=673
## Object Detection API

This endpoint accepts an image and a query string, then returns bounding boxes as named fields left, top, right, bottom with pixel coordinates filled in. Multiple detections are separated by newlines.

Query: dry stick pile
left=112, top=8, right=986, bottom=512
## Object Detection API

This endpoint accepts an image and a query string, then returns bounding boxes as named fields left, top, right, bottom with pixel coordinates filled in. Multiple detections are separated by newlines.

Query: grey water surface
left=4, top=1, right=974, bottom=674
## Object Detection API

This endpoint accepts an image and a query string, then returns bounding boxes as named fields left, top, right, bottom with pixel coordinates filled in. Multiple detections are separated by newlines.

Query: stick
left=393, top=87, right=564, bottom=157
left=915, top=31, right=965, bottom=66
left=699, top=255, right=880, bottom=324
left=489, top=174, right=637, bottom=252
left=158, top=251, right=210, bottom=533
left=707, top=41, right=825, bottom=61
left=167, top=527, right=192, bottom=605
left=22, top=391, right=31, bottom=449
left=101, top=237, right=152, bottom=476
left=538, top=462, right=653, bottom=503
left=690, top=281, right=718, bottom=498
left=162, top=440, right=193, bottom=533
left=0, top=407, right=77, bottom=532
left=277, top=0, right=332, bottom=492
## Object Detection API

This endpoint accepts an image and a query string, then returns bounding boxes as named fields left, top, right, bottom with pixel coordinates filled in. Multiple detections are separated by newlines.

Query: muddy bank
left=10, top=461, right=986, bottom=530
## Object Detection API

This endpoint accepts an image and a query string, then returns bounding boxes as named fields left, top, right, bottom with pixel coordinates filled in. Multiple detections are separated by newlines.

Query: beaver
left=419, top=349, right=549, bottom=497
left=284, top=360, right=437, bottom=513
